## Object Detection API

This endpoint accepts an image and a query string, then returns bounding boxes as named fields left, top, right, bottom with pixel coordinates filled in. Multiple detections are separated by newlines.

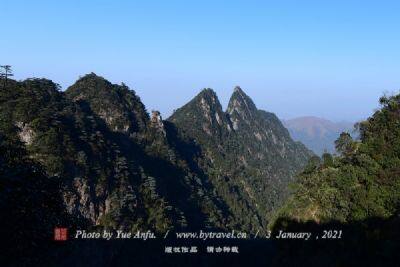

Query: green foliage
left=169, top=87, right=313, bottom=231
left=335, top=132, right=356, bottom=156
left=0, top=127, right=77, bottom=265
left=275, top=92, right=400, bottom=226
left=0, top=74, right=237, bottom=240
left=322, top=153, right=334, bottom=167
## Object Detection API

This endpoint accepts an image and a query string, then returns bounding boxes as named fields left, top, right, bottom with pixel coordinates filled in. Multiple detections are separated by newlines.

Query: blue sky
left=2, top=0, right=400, bottom=122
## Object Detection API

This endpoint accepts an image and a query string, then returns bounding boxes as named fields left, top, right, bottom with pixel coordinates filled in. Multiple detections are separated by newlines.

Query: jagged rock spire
left=151, top=110, right=166, bottom=136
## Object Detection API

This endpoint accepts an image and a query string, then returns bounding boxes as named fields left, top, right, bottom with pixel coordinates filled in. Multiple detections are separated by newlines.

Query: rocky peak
left=228, top=87, right=258, bottom=115
left=151, top=110, right=166, bottom=136
left=168, top=88, right=232, bottom=141
left=170, top=88, right=223, bottom=122
left=198, top=88, right=219, bottom=101
left=227, top=86, right=259, bottom=129
left=194, top=89, right=221, bottom=115
left=66, top=74, right=149, bottom=135
left=195, top=88, right=233, bottom=134
left=169, top=85, right=313, bottom=226
left=233, top=85, right=243, bottom=93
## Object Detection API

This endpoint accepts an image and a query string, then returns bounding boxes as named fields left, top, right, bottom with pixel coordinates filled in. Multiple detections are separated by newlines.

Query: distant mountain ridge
left=283, top=116, right=354, bottom=155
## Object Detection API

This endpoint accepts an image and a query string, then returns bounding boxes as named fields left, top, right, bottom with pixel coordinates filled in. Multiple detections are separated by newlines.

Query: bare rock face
left=97, top=108, right=131, bottom=133
left=15, top=122, right=35, bottom=145
left=151, top=110, right=166, bottom=136
left=63, top=175, right=137, bottom=226
left=62, top=177, right=97, bottom=224
left=227, top=86, right=258, bottom=126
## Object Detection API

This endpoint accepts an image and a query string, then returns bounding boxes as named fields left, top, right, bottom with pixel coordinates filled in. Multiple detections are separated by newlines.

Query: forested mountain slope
left=276, top=94, right=400, bottom=223
left=0, top=74, right=312, bottom=265
left=272, top=93, right=400, bottom=266
left=1, top=74, right=238, bottom=235
left=169, top=87, right=312, bottom=230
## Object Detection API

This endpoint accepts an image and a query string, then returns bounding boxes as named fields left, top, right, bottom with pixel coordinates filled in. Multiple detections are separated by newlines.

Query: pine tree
left=0, top=65, right=13, bottom=89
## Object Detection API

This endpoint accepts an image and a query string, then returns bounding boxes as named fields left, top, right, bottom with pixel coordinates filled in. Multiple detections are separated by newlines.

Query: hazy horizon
left=4, top=1, right=400, bottom=122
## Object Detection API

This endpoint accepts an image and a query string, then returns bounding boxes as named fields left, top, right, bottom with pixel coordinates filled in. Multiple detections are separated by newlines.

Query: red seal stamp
left=54, top=228, right=68, bottom=241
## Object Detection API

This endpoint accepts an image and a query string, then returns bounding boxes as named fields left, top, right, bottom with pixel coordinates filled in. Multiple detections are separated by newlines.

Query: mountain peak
left=233, top=86, right=244, bottom=93
left=196, top=88, right=219, bottom=104
left=66, top=74, right=148, bottom=134
left=177, top=88, right=222, bottom=116
left=200, top=87, right=217, bottom=95
left=227, top=87, right=258, bottom=125
left=169, top=85, right=313, bottom=225
left=81, top=72, right=101, bottom=78
left=66, top=73, right=114, bottom=99
left=169, top=88, right=232, bottom=138
left=284, top=116, right=355, bottom=155
left=75, top=72, right=108, bottom=84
